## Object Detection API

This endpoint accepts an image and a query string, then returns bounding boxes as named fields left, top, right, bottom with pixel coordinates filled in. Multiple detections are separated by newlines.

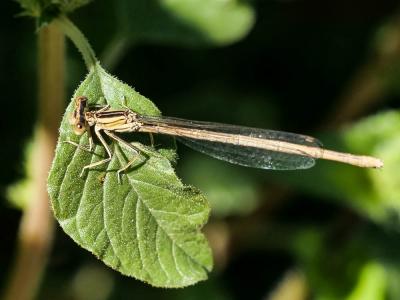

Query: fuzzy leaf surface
left=48, top=63, right=212, bottom=287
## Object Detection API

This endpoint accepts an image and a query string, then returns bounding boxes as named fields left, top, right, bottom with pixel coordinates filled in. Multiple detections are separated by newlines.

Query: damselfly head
left=69, top=96, right=88, bottom=135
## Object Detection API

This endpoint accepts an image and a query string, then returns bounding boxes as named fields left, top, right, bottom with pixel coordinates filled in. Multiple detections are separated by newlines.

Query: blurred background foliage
left=2, top=0, right=400, bottom=299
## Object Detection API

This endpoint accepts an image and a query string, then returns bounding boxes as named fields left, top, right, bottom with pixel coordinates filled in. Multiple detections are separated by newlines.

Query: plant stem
left=2, top=21, right=64, bottom=300
left=101, top=34, right=132, bottom=71
left=268, top=269, right=309, bottom=300
left=55, top=14, right=97, bottom=70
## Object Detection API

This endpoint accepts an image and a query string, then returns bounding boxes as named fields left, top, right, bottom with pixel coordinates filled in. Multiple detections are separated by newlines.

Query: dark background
left=1, top=0, right=400, bottom=299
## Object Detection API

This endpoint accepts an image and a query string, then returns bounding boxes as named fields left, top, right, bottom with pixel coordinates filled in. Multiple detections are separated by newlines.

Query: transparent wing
left=138, top=116, right=323, bottom=170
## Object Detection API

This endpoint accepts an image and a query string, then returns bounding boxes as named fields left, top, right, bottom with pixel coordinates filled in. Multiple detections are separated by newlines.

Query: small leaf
left=116, top=0, right=255, bottom=46
left=16, top=0, right=92, bottom=25
left=48, top=63, right=212, bottom=287
left=16, top=0, right=42, bottom=18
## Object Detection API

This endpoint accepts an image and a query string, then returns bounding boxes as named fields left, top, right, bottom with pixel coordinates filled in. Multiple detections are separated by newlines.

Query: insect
left=67, top=96, right=383, bottom=182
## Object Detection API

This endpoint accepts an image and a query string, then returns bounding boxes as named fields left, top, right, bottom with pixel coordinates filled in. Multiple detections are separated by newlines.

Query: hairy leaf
left=48, top=63, right=212, bottom=287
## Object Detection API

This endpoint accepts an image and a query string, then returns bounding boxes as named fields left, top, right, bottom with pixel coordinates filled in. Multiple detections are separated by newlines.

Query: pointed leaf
left=48, top=63, right=212, bottom=287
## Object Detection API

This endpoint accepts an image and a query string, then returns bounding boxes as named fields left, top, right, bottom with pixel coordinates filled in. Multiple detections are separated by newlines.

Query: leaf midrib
left=114, top=149, right=208, bottom=276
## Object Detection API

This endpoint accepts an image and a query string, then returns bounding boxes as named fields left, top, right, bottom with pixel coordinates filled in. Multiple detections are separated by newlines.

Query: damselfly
left=67, top=96, right=383, bottom=182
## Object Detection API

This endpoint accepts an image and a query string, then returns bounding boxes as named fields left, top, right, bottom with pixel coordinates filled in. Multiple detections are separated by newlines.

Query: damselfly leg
left=66, top=99, right=146, bottom=183
left=103, top=130, right=146, bottom=183
left=79, top=126, right=113, bottom=178
left=67, top=127, right=144, bottom=183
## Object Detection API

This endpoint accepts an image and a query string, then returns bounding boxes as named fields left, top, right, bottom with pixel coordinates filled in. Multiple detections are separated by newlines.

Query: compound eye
left=74, top=122, right=86, bottom=135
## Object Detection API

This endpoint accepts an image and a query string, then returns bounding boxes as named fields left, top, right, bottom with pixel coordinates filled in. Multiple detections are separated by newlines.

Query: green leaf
left=48, top=63, right=213, bottom=287
left=269, top=111, right=400, bottom=228
left=346, top=262, right=387, bottom=300
left=116, top=0, right=255, bottom=46
left=291, top=227, right=389, bottom=300
left=16, top=0, right=41, bottom=17
left=341, top=111, right=400, bottom=224
left=6, top=138, right=34, bottom=210
left=17, top=0, right=92, bottom=26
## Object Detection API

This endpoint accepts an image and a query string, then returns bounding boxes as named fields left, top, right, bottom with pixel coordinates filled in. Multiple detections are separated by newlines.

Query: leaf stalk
left=54, top=15, right=97, bottom=70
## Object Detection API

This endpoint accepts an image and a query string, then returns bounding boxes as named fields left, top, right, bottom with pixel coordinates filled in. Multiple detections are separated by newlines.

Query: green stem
left=101, top=34, right=133, bottom=71
left=54, top=15, right=97, bottom=70
left=2, top=21, right=64, bottom=300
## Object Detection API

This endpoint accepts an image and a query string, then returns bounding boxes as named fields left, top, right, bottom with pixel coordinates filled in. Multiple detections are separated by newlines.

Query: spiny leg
left=64, top=127, right=94, bottom=152
left=95, top=104, right=110, bottom=113
left=64, top=140, right=91, bottom=152
left=80, top=126, right=113, bottom=178
left=103, top=130, right=144, bottom=184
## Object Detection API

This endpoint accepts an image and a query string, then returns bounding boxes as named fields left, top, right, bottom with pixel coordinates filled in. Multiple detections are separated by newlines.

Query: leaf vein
left=135, top=198, right=145, bottom=271
left=55, top=142, right=85, bottom=210
left=149, top=207, right=203, bottom=218
left=172, top=243, right=185, bottom=278
left=155, top=226, right=170, bottom=280
left=100, top=170, right=121, bottom=269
